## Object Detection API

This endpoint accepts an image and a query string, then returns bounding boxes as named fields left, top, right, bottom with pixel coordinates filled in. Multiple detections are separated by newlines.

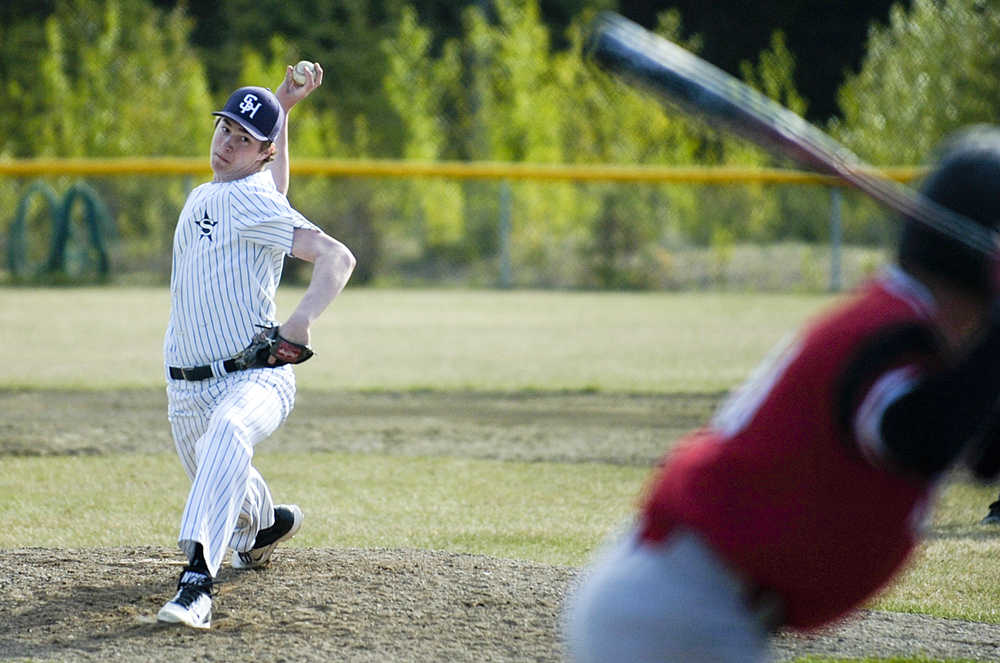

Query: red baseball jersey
left=640, top=267, right=945, bottom=629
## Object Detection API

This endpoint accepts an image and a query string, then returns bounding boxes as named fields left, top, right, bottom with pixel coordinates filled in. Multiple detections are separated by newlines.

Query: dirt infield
left=5, top=389, right=1000, bottom=661
left=1, top=547, right=571, bottom=662
left=4, top=546, right=1000, bottom=662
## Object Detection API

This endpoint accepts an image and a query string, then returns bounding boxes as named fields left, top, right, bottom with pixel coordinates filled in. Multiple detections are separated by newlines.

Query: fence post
left=829, top=186, right=843, bottom=292
left=499, top=180, right=512, bottom=288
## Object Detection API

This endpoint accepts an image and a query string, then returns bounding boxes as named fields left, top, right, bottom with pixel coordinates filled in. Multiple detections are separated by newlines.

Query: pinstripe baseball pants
left=166, top=366, right=296, bottom=577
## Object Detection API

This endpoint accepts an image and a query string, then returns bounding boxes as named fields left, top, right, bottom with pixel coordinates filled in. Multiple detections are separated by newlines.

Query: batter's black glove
left=235, top=325, right=314, bottom=369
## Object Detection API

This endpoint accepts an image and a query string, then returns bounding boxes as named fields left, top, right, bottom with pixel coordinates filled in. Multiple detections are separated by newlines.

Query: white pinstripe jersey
left=163, top=170, right=318, bottom=368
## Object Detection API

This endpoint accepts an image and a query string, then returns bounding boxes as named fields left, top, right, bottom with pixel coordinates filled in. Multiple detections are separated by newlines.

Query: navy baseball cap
left=212, top=86, right=284, bottom=142
left=898, top=125, right=1000, bottom=296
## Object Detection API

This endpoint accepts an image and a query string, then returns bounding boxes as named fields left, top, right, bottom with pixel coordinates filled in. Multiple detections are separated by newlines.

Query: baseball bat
left=584, top=12, right=997, bottom=255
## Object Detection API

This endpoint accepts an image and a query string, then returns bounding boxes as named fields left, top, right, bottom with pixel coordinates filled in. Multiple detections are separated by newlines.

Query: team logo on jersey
left=196, top=210, right=218, bottom=240
left=239, top=94, right=262, bottom=119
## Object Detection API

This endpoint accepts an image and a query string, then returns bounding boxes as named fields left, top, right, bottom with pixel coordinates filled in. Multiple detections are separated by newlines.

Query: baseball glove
left=235, top=325, right=314, bottom=370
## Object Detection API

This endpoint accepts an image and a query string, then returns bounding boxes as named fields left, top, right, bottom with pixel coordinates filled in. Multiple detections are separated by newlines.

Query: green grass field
left=4, top=287, right=1000, bottom=662
left=0, top=286, right=835, bottom=391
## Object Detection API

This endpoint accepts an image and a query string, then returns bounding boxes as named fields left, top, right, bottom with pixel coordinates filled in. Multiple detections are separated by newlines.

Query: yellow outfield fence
left=0, top=158, right=917, bottom=290
left=0, top=157, right=926, bottom=184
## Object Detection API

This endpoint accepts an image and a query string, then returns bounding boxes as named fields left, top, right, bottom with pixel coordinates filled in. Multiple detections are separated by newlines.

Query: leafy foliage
left=6, top=0, right=999, bottom=287
left=8, top=0, right=212, bottom=159
left=835, top=0, right=1000, bottom=166
left=827, top=0, right=1000, bottom=249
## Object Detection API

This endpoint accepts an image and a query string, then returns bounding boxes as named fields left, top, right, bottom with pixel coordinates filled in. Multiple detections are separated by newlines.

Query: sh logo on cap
left=239, top=94, right=262, bottom=118
left=212, top=86, right=284, bottom=142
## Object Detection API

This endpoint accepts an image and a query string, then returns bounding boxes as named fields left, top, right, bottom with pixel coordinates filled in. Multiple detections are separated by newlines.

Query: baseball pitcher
left=157, top=62, right=356, bottom=629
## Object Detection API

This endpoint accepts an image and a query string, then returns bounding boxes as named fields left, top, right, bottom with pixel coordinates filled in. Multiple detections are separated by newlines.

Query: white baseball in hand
left=292, top=60, right=315, bottom=86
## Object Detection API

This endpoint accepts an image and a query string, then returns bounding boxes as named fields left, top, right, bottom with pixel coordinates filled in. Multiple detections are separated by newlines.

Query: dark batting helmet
left=898, top=125, right=1000, bottom=297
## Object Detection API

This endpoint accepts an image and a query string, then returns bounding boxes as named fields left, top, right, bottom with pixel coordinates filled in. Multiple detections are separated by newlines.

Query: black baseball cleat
left=232, top=504, right=303, bottom=569
left=981, top=501, right=1000, bottom=526
left=157, top=569, right=213, bottom=629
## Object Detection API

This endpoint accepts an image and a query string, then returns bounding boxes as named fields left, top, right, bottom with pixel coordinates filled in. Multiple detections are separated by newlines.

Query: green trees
left=5, top=0, right=1000, bottom=287
left=0, top=0, right=812, bottom=286
left=382, top=7, right=464, bottom=251
left=377, top=2, right=770, bottom=286
left=1, top=0, right=216, bottom=278
left=5, top=0, right=212, bottom=159
left=836, top=0, right=1000, bottom=166
left=829, top=0, right=1000, bottom=245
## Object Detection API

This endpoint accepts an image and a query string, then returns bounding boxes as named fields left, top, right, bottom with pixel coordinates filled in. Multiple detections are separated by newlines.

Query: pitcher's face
left=210, top=118, right=272, bottom=182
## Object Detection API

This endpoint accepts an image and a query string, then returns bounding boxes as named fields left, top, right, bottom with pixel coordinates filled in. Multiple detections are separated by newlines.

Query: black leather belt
left=169, top=358, right=243, bottom=381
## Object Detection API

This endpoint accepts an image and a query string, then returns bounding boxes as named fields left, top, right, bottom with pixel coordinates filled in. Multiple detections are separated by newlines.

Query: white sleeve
left=231, top=185, right=319, bottom=253
left=853, top=365, right=922, bottom=465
